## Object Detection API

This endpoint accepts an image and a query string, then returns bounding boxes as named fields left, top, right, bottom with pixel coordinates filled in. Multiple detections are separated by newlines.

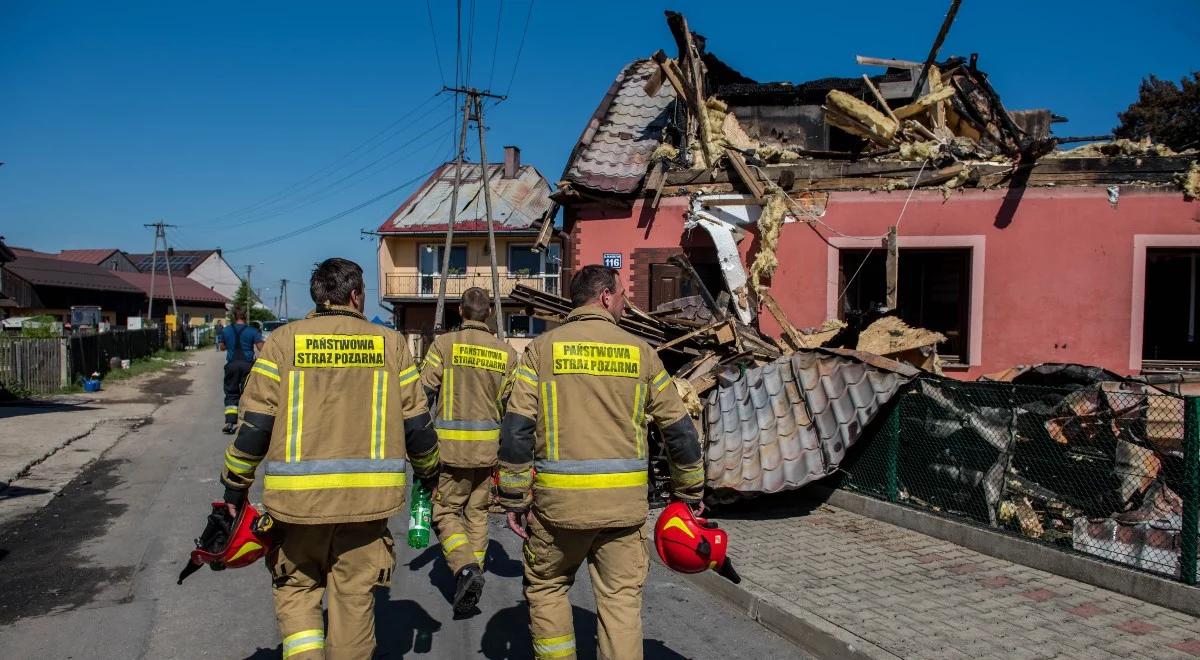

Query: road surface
left=0, top=353, right=804, bottom=659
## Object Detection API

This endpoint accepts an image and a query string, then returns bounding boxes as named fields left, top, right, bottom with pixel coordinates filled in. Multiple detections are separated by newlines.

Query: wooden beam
left=910, top=0, right=963, bottom=102
left=759, top=290, right=803, bottom=352
left=655, top=320, right=723, bottom=353
left=893, top=86, right=957, bottom=120
left=862, top=74, right=899, bottom=125
left=856, top=55, right=922, bottom=69
left=724, top=148, right=766, bottom=199
left=885, top=226, right=898, bottom=309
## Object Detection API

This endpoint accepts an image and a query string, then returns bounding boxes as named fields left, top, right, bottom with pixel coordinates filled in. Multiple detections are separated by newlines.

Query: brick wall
left=629, top=246, right=683, bottom=311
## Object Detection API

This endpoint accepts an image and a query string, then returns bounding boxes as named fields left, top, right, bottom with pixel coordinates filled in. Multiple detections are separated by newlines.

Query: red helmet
left=178, top=502, right=275, bottom=584
left=654, top=501, right=740, bottom=583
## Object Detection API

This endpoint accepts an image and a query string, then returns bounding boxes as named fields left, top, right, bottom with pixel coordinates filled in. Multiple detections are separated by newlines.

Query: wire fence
left=843, top=377, right=1200, bottom=585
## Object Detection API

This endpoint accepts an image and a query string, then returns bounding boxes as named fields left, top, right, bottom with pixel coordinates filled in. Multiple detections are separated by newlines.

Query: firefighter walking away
left=498, top=265, right=706, bottom=660
left=208, top=257, right=440, bottom=658
left=420, top=287, right=517, bottom=616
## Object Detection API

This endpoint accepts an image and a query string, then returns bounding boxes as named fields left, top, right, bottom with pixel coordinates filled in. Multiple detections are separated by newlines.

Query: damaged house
left=545, top=11, right=1200, bottom=380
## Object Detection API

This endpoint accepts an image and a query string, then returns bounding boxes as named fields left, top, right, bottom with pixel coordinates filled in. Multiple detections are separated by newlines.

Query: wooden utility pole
left=435, top=85, right=508, bottom=338
left=433, top=93, right=474, bottom=333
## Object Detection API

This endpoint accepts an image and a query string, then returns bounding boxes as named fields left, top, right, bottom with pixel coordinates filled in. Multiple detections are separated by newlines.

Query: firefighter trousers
left=223, top=360, right=251, bottom=424
left=522, top=513, right=649, bottom=660
left=432, top=466, right=492, bottom=574
left=267, top=518, right=395, bottom=660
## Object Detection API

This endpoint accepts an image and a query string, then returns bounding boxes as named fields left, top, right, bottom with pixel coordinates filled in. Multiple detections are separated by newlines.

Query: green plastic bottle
left=407, top=481, right=432, bottom=549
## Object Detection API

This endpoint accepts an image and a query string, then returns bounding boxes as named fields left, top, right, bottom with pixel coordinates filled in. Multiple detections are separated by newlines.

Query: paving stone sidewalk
left=711, top=499, right=1200, bottom=659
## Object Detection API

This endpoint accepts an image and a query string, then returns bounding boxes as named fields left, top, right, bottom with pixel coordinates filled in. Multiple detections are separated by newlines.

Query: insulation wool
left=754, top=145, right=801, bottom=163
left=673, top=378, right=704, bottom=419
left=749, top=187, right=787, bottom=292
left=1177, top=161, right=1200, bottom=200
left=1049, top=138, right=1178, bottom=159
left=855, top=315, right=946, bottom=357
left=899, top=141, right=941, bottom=162
left=650, top=142, right=680, bottom=162
left=825, top=89, right=898, bottom=144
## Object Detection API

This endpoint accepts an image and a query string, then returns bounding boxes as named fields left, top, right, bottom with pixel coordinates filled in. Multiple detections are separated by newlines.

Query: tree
left=230, top=280, right=276, bottom=323
left=1114, top=72, right=1200, bottom=152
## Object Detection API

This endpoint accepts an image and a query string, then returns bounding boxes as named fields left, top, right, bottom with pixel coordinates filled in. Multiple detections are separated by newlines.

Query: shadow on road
left=375, top=590, right=442, bottom=658
left=0, top=484, right=51, bottom=500
left=0, top=401, right=97, bottom=419
left=480, top=601, right=685, bottom=660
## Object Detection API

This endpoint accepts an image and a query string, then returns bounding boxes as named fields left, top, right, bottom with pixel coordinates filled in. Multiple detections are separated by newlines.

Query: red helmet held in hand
left=654, top=501, right=740, bottom=583
left=178, top=502, right=275, bottom=584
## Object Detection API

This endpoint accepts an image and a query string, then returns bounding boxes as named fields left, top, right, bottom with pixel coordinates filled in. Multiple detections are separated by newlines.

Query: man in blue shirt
left=217, top=312, right=264, bottom=434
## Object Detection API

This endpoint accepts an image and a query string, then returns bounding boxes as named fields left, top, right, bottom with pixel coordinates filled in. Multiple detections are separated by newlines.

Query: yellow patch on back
left=293, top=334, right=385, bottom=368
left=451, top=343, right=507, bottom=373
left=551, top=342, right=640, bottom=378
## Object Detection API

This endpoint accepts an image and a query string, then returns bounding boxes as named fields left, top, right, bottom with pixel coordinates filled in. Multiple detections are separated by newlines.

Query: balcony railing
left=385, top=273, right=560, bottom=299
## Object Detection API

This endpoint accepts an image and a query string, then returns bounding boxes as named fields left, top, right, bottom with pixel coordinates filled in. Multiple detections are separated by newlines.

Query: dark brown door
left=650, top=263, right=683, bottom=311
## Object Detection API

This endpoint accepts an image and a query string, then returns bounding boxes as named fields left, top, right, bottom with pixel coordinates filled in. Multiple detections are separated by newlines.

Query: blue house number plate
left=602, top=253, right=622, bottom=269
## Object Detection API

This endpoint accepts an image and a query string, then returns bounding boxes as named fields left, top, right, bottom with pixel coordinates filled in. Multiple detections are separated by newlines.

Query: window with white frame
left=419, top=244, right=467, bottom=295
left=508, top=243, right=560, bottom=294
left=1143, top=248, right=1200, bottom=366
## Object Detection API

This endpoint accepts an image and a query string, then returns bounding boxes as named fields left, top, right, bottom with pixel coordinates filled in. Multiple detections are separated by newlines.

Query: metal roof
left=6, top=255, right=143, bottom=294
left=55, top=249, right=122, bottom=265
left=377, top=162, right=553, bottom=234
left=562, top=59, right=676, bottom=195
left=111, top=271, right=229, bottom=305
left=703, top=348, right=918, bottom=495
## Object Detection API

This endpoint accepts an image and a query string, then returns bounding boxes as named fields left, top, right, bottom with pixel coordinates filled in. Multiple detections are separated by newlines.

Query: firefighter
left=498, top=265, right=705, bottom=660
left=419, top=287, right=517, bottom=615
left=218, top=311, right=264, bottom=434
left=213, top=258, right=440, bottom=659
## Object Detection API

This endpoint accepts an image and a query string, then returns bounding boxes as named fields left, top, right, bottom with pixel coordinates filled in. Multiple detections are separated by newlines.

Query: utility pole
left=244, top=264, right=254, bottom=320
left=278, top=279, right=289, bottom=320
left=435, top=85, right=507, bottom=337
left=143, top=221, right=179, bottom=325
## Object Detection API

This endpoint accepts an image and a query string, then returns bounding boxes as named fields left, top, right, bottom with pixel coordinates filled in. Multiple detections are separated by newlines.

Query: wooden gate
left=0, top=338, right=66, bottom=394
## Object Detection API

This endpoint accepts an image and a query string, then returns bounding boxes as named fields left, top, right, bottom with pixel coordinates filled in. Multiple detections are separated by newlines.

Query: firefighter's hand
left=506, top=511, right=529, bottom=540
left=225, top=502, right=238, bottom=518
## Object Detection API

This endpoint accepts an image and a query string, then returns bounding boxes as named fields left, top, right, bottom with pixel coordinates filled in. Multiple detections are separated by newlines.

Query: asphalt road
left=0, top=354, right=804, bottom=659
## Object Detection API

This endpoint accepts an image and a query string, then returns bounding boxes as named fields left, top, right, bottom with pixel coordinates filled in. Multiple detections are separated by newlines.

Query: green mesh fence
left=843, top=377, right=1200, bottom=585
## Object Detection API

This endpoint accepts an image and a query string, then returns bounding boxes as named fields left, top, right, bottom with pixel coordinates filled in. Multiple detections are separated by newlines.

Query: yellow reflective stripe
left=437, top=428, right=500, bottom=441
left=534, top=633, right=576, bottom=659
left=224, top=450, right=258, bottom=475
left=652, top=369, right=671, bottom=393
left=371, top=370, right=388, bottom=459
left=282, top=629, right=325, bottom=659
left=224, top=406, right=239, bottom=415
left=264, top=472, right=406, bottom=490
left=631, top=383, right=647, bottom=459
left=546, top=381, right=559, bottom=460
left=535, top=471, right=648, bottom=490
left=500, top=471, right=532, bottom=487
left=286, top=371, right=305, bottom=462
left=442, top=368, right=454, bottom=420
left=398, top=365, right=419, bottom=386
left=515, top=365, right=538, bottom=381
left=474, top=550, right=486, bottom=559
left=256, top=358, right=279, bottom=370
left=515, top=373, right=538, bottom=387
left=285, top=642, right=324, bottom=658
left=410, top=449, right=439, bottom=472
left=251, top=365, right=281, bottom=382
left=442, top=533, right=468, bottom=555
left=424, top=351, right=442, bottom=367
left=672, top=466, right=706, bottom=486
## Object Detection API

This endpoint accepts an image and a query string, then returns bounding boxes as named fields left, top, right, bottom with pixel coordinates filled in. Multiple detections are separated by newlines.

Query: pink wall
left=567, top=188, right=1199, bottom=379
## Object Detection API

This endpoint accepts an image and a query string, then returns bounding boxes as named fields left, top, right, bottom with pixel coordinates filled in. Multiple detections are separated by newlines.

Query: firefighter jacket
left=219, top=305, right=440, bottom=524
left=497, top=305, right=705, bottom=529
left=419, top=319, right=518, bottom=469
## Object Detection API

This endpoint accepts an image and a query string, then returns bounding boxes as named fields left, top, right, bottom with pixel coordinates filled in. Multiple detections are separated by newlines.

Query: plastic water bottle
left=407, top=481, right=432, bottom=549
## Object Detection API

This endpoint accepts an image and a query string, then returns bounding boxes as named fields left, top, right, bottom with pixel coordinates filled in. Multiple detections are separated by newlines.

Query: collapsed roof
left=557, top=11, right=1199, bottom=202
left=378, top=161, right=555, bottom=235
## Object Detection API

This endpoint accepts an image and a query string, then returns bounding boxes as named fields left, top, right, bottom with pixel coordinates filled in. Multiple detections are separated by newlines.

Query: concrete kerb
left=813, top=485, right=1200, bottom=619
left=678, top=566, right=900, bottom=660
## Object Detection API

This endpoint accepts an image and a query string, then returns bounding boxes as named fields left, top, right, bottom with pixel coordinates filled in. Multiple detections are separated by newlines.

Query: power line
left=487, top=0, right=504, bottom=90
left=220, top=108, right=453, bottom=228
left=424, top=0, right=447, bottom=87
left=504, top=0, right=535, bottom=95
left=223, top=165, right=442, bottom=254
left=203, top=93, right=443, bottom=226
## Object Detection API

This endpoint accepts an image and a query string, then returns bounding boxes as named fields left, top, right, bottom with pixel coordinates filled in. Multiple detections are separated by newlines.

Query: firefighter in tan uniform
left=419, top=287, right=517, bottom=615
left=498, top=265, right=706, bottom=660
left=215, top=258, right=440, bottom=659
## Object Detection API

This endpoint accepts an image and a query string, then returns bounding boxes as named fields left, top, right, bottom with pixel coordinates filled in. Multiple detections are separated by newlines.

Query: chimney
left=503, top=145, right=520, bottom=179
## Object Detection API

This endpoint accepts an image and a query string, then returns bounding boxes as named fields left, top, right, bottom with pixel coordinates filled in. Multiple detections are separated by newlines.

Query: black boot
left=221, top=422, right=235, bottom=435
left=452, top=565, right=485, bottom=616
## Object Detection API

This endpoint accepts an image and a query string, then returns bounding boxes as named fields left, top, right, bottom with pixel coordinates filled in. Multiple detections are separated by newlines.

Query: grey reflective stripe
left=535, top=458, right=646, bottom=474
left=434, top=419, right=501, bottom=431
left=265, top=458, right=408, bottom=475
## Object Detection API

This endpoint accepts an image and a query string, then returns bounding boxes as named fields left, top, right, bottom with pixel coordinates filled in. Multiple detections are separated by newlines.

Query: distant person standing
left=218, top=312, right=264, bottom=434
left=214, top=320, right=225, bottom=352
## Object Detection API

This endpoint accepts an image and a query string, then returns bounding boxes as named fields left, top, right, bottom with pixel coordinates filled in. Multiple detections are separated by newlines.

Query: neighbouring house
left=112, top=271, right=229, bottom=327
left=54, top=248, right=140, bottom=272
left=0, top=237, right=16, bottom=313
left=2, top=248, right=146, bottom=326
left=551, top=11, right=1200, bottom=379
left=126, top=249, right=242, bottom=301
left=376, top=146, right=559, bottom=354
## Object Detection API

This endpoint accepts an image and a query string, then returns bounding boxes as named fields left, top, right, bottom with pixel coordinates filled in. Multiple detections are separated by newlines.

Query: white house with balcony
left=376, top=146, right=560, bottom=353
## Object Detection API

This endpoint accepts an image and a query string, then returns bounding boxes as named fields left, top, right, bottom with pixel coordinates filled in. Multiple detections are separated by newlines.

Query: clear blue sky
left=2, top=1, right=1197, bottom=318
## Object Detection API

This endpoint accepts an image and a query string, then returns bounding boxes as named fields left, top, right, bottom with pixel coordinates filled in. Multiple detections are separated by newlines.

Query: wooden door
left=650, top=263, right=683, bottom=311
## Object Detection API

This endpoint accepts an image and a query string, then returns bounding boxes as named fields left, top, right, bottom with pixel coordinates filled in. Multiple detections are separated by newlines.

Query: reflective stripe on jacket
left=420, top=320, right=517, bottom=468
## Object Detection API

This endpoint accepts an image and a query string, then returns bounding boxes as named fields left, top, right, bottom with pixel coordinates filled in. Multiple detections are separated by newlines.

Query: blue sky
left=2, top=1, right=1197, bottom=318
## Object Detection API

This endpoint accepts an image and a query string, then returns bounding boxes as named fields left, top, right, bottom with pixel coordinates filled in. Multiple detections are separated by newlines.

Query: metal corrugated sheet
left=111, top=271, right=229, bottom=305
left=6, top=255, right=143, bottom=294
left=703, top=348, right=918, bottom=494
left=563, top=60, right=675, bottom=194
left=377, top=163, right=553, bottom=233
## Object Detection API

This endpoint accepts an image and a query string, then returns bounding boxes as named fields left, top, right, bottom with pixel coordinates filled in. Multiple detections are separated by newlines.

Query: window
left=839, top=248, right=971, bottom=363
left=1142, top=248, right=1200, bottom=365
left=508, top=314, right=547, bottom=338
left=419, top=244, right=467, bottom=295
left=508, top=243, right=560, bottom=294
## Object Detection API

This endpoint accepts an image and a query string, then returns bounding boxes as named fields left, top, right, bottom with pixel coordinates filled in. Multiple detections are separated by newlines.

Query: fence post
left=885, top=402, right=901, bottom=503
left=1183, top=396, right=1200, bottom=586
